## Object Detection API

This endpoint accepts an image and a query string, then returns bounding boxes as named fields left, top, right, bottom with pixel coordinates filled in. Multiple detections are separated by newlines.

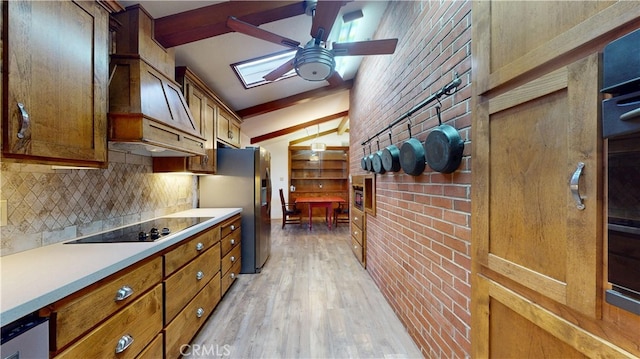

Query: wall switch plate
left=1, top=200, right=7, bottom=227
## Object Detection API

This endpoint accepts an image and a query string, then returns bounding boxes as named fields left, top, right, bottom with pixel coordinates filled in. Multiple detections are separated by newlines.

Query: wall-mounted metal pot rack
left=360, top=72, right=462, bottom=146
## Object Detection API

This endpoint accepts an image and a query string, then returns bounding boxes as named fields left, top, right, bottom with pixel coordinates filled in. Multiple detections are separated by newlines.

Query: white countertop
left=0, top=208, right=241, bottom=326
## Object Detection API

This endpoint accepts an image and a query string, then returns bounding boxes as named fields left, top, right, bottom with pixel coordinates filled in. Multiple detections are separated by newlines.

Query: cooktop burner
left=65, top=217, right=213, bottom=244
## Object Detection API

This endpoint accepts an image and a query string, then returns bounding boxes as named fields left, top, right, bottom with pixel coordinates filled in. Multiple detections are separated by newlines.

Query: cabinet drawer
left=164, top=243, right=220, bottom=324
left=221, top=241, right=241, bottom=275
left=136, top=333, right=163, bottom=359
left=220, top=215, right=241, bottom=242
left=165, top=227, right=220, bottom=276
left=351, top=210, right=364, bottom=230
left=221, top=259, right=241, bottom=295
left=351, top=237, right=363, bottom=264
left=49, top=257, right=162, bottom=350
left=221, top=228, right=241, bottom=256
left=352, top=225, right=363, bottom=246
left=165, top=272, right=221, bottom=359
left=56, top=284, right=163, bottom=359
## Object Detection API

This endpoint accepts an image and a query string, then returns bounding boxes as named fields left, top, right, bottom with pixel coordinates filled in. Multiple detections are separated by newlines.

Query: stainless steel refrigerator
left=199, top=147, right=271, bottom=273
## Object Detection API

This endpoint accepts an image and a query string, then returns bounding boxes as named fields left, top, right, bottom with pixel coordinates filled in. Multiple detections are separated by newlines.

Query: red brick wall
left=349, top=1, right=472, bottom=357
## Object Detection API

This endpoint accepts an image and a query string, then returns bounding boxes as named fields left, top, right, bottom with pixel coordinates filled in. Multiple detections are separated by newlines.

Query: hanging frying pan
left=365, top=144, right=374, bottom=172
left=382, top=131, right=401, bottom=172
left=425, top=106, right=464, bottom=174
left=400, top=120, right=426, bottom=176
left=372, top=140, right=386, bottom=174
left=360, top=148, right=368, bottom=171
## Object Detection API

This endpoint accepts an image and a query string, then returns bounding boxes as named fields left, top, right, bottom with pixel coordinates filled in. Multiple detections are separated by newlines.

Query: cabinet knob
left=230, top=224, right=236, bottom=231
left=230, top=272, right=235, bottom=279
left=353, top=231, right=358, bottom=236
left=230, top=238, right=236, bottom=245
left=230, top=256, right=235, bottom=262
left=114, top=286, right=133, bottom=302
left=354, top=217, right=358, bottom=221
left=195, top=242, right=204, bottom=251
left=196, top=271, right=204, bottom=280
left=196, top=307, right=205, bottom=318
left=115, top=334, right=134, bottom=354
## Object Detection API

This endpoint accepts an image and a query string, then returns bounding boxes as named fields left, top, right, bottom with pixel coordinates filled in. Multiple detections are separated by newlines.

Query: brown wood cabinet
left=153, top=67, right=218, bottom=173
left=220, top=215, right=242, bottom=295
left=289, top=146, right=350, bottom=217
left=163, top=226, right=222, bottom=358
left=44, top=257, right=163, bottom=357
left=350, top=206, right=365, bottom=267
left=217, top=107, right=242, bottom=148
left=2, top=0, right=109, bottom=167
left=471, top=1, right=640, bottom=357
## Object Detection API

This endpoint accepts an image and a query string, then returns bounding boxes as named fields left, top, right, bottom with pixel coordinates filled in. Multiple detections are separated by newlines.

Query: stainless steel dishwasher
left=1, top=313, right=48, bottom=359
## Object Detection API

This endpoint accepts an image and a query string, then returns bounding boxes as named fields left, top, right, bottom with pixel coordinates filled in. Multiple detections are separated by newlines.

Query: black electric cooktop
left=65, top=217, right=214, bottom=244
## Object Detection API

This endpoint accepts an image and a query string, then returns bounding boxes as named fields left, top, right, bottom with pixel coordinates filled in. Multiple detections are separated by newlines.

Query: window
left=231, top=49, right=297, bottom=89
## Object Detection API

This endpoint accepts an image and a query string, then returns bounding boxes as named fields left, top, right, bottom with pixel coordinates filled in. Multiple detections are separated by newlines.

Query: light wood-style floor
left=187, top=220, right=423, bottom=358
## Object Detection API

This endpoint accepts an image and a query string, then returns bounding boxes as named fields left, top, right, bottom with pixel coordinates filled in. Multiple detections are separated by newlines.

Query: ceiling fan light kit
left=294, top=45, right=335, bottom=81
left=226, top=1, right=398, bottom=85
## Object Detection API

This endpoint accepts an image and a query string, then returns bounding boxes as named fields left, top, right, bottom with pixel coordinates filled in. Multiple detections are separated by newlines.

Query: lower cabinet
left=44, top=215, right=242, bottom=359
left=350, top=206, right=366, bottom=268
left=220, top=215, right=242, bottom=295
left=56, top=285, right=163, bottom=359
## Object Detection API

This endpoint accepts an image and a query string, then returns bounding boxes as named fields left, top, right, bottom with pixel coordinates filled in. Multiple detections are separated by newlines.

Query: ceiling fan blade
left=264, top=59, right=296, bottom=82
left=310, top=1, right=345, bottom=42
left=332, top=39, right=399, bottom=56
left=326, top=71, right=344, bottom=87
left=227, top=16, right=301, bottom=49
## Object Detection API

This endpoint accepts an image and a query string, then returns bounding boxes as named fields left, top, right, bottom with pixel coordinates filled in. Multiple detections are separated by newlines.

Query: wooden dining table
left=295, top=196, right=346, bottom=230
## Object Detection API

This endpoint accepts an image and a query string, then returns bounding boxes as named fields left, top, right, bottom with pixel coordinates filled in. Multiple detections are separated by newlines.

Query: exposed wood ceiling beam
left=250, top=110, right=349, bottom=144
left=154, top=1, right=306, bottom=48
left=337, top=116, right=349, bottom=135
left=237, top=80, right=353, bottom=119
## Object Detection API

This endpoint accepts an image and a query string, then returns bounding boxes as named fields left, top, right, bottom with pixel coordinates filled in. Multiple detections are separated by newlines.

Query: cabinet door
left=2, top=0, right=108, bottom=166
left=217, top=109, right=240, bottom=148
left=475, top=54, right=602, bottom=317
left=185, top=82, right=215, bottom=173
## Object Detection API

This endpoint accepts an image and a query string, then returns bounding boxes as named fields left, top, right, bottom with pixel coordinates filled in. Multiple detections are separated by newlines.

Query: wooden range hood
left=108, top=5, right=205, bottom=157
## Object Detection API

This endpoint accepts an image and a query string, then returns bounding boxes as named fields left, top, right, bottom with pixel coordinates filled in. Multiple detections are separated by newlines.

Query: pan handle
left=570, top=162, right=585, bottom=210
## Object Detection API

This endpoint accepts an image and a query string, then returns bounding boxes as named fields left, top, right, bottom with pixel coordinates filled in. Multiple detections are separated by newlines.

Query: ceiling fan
left=226, top=0, right=398, bottom=86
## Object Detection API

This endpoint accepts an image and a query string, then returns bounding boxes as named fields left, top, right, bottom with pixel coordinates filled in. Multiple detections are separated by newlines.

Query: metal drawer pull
left=196, top=271, right=204, bottom=280
left=114, top=286, right=133, bottom=301
left=230, top=273, right=235, bottom=279
left=570, top=162, right=586, bottom=210
left=230, top=256, right=235, bottom=262
left=230, top=239, right=236, bottom=245
left=354, top=231, right=358, bottom=236
left=115, top=334, right=134, bottom=353
left=195, top=242, right=204, bottom=251
left=196, top=307, right=205, bottom=318
left=16, top=103, right=30, bottom=139
left=620, top=107, right=640, bottom=122
left=230, top=224, right=236, bottom=231
left=354, top=217, right=358, bottom=221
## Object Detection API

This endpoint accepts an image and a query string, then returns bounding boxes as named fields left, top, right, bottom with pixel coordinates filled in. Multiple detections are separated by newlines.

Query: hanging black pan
left=425, top=106, right=464, bottom=174
left=372, top=140, right=386, bottom=174
left=400, top=120, right=426, bottom=176
left=360, top=148, right=368, bottom=171
left=382, top=131, right=401, bottom=172
left=365, top=144, right=374, bottom=172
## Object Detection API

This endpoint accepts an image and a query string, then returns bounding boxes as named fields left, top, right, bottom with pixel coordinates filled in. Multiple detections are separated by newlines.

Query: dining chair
left=279, top=188, right=301, bottom=228
left=333, top=202, right=350, bottom=227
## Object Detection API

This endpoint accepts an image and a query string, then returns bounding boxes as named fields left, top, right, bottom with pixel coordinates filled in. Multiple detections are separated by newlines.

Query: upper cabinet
left=2, top=0, right=110, bottom=167
left=217, top=107, right=241, bottom=149
left=153, top=67, right=217, bottom=174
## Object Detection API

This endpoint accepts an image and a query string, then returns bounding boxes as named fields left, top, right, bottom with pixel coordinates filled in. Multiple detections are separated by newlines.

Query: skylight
left=231, top=49, right=297, bottom=89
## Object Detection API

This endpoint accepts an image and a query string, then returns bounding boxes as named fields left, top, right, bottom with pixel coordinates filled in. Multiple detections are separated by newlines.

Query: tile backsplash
left=0, top=151, right=197, bottom=256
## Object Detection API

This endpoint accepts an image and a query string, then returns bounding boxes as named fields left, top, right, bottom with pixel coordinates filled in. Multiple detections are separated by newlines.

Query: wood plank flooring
left=187, top=220, right=422, bottom=358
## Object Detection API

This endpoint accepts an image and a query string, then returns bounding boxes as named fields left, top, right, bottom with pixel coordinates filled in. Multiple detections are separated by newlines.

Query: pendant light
left=310, top=124, right=326, bottom=152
